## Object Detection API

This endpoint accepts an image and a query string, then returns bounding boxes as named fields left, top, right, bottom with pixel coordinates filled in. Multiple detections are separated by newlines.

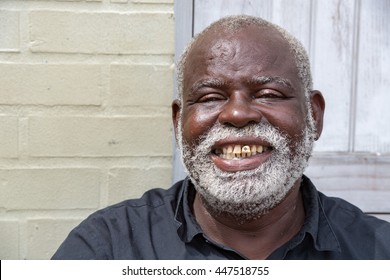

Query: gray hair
left=175, top=15, right=313, bottom=103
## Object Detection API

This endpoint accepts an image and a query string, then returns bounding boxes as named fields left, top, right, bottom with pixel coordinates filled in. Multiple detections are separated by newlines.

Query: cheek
left=181, top=105, right=220, bottom=144
left=263, top=105, right=307, bottom=139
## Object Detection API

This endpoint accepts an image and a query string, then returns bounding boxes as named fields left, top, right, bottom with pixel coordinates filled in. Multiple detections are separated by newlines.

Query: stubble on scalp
left=176, top=15, right=313, bottom=104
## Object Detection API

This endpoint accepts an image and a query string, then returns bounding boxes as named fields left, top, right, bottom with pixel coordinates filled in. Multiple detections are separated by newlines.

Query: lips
left=214, top=144, right=270, bottom=159
left=210, top=137, right=273, bottom=172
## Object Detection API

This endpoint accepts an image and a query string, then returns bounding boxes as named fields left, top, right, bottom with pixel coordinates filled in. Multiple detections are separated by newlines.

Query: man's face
left=173, top=25, right=321, bottom=219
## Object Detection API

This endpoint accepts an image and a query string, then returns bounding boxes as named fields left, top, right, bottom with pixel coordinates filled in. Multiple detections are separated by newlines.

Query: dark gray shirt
left=52, top=176, right=390, bottom=259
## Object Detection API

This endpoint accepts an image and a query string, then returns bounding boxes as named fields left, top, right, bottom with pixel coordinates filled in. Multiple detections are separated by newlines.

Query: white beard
left=177, top=120, right=315, bottom=220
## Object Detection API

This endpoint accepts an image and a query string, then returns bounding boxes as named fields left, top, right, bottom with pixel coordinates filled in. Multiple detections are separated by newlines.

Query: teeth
left=251, top=145, right=257, bottom=156
left=242, top=145, right=250, bottom=153
left=233, top=145, right=241, bottom=155
left=215, top=144, right=269, bottom=159
left=226, top=146, right=233, bottom=154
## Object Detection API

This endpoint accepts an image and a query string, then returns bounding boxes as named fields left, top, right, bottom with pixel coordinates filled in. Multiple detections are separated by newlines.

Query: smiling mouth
left=213, top=144, right=272, bottom=160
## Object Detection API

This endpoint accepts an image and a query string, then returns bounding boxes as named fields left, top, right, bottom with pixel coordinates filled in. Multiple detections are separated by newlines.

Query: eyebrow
left=190, top=78, right=226, bottom=94
left=248, top=75, right=295, bottom=90
left=189, top=75, right=295, bottom=95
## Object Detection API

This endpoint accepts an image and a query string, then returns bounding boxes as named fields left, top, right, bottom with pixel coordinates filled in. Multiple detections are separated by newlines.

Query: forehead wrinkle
left=247, top=75, right=295, bottom=91
left=189, top=78, right=227, bottom=94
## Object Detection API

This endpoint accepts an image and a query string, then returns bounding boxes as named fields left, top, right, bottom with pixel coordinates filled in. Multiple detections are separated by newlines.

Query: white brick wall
left=28, top=116, right=172, bottom=157
left=29, top=11, right=174, bottom=54
left=109, top=64, right=174, bottom=106
left=0, top=64, right=102, bottom=105
left=0, top=116, right=19, bottom=158
left=0, top=0, right=174, bottom=259
left=0, top=10, right=20, bottom=52
left=0, top=221, right=19, bottom=259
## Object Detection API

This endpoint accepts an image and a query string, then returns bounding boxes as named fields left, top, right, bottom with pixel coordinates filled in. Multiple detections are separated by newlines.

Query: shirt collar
left=296, top=175, right=341, bottom=252
left=173, top=175, right=342, bottom=254
left=174, top=177, right=204, bottom=243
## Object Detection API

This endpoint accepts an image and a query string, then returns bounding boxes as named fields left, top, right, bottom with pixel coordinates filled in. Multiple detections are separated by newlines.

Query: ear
left=172, top=99, right=182, bottom=143
left=309, top=90, right=325, bottom=140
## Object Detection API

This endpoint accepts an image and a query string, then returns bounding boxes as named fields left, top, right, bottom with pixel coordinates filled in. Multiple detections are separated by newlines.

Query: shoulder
left=78, top=181, right=184, bottom=232
left=317, top=191, right=389, bottom=229
left=317, top=190, right=390, bottom=258
left=52, top=181, right=185, bottom=259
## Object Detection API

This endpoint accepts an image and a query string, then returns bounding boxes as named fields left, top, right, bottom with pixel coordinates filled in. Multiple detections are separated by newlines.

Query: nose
left=218, top=93, right=262, bottom=127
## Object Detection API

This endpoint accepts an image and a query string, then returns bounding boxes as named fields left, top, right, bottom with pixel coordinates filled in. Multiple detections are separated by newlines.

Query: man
left=52, top=15, right=390, bottom=259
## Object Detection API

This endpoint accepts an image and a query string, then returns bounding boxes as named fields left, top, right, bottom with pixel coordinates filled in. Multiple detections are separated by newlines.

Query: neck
left=193, top=179, right=305, bottom=259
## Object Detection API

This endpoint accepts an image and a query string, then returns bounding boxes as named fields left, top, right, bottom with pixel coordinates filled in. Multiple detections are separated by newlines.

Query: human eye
left=197, top=92, right=226, bottom=103
left=253, top=89, right=284, bottom=100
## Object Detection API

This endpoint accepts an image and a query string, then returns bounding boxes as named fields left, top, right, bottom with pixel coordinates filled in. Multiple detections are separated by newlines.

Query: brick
left=27, top=218, right=82, bottom=260
left=111, top=0, right=128, bottom=3
left=0, top=168, right=101, bottom=210
left=108, top=166, right=171, bottom=204
left=0, top=221, right=19, bottom=259
left=26, top=0, right=102, bottom=2
left=0, top=10, right=20, bottom=52
left=132, top=0, right=173, bottom=3
left=109, top=64, right=173, bottom=106
left=0, top=64, right=101, bottom=106
left=26, top=0, right=87, bottom=1
left=0, top=116, right=18, bottom=158
left=29, top=11, right=174, bottom=54
left=28, top=116, right=172, bottom=157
